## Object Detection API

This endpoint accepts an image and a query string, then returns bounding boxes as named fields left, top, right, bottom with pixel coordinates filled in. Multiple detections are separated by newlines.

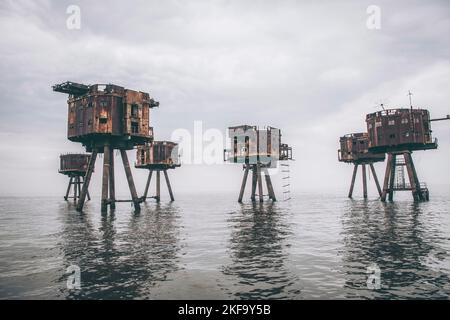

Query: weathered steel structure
left=338, top=133, right=385, bottom=199
left=135, top=141, right=180, bottom=202
left=366, top=108, right=448, bottom=202
left=225, top=125, right=293, bottom=203
left=53, top=81, right=159, bottom=212
left=59, top=153, right=92, bottom=202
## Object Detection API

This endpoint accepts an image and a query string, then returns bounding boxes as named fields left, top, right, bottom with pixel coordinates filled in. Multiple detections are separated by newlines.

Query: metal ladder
left=395, top=158, right=407, bottom=189
left=280, top=161, right=291, bottom=201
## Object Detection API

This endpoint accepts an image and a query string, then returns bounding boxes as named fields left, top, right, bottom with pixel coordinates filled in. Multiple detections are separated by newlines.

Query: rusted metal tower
left=59, top=153, right=92, bottom=203
left=338, top=133, right=385, bottom=199
left=53, top=81, right=159, bottom=213
left=135, top=141, right=180, bottom=202
left=225, top=125, right=293, bottom=203
left=366, top=108, right=449, bottom=202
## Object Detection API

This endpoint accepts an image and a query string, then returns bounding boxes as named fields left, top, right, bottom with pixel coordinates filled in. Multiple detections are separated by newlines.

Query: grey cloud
left=0, top=0, right=449, bottom=196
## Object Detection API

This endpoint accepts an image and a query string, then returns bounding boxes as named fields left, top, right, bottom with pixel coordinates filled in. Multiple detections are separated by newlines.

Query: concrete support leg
left=251, top=165, right=257, bottom=202
left=348, top=164, right=358, bottom=198
left=77, top=150, right=98, bottom=212
left=409, top=153, right=423, bottom=201
left=65, top=177, right=73, bottom=201
left=73, top=176, right=78, bottom=203
left=156, top=170, right=161, bottom=203
left=362, top=164, right=368, bottom=199
left=370, top=163, right=382, bottom=197
left=404, top=152, right=422, bottom=201
left=101, top=144, right=111, bottom=213
left=238, top=166, right=250, bottom=203
left=143, top=170, right=153, bottom=200
left=109, top=148, right=116, bottom=210
left=388, top=154, right=397, bottom=202
left=263, top=168, right=277, bottom=202
left=77, top=177, right=82, bottom=202
left=257, top=164, right=264, bottom=203
left=164, top=170, right=175, bottom=201
left=84, top=176, right=91, bottom=201
left=381, top=154, right=392, bottom=202
left=120, top=150, right=141, bottom=213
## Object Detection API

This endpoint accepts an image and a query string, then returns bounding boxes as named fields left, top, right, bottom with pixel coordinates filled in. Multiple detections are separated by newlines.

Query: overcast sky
left=0, top=0, right=449, bottom=198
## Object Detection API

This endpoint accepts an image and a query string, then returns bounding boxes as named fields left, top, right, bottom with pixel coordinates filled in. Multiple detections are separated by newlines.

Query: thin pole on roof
left=408, top=90, right=413, bottom=110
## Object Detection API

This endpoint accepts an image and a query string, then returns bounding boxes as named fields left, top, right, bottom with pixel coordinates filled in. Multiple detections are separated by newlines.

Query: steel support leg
left=120, top=150, right=141, bottom=212
left=77, top=150, right=98, bottom=212
left=370, top=163, right=382, bottom=197
left=238, top=166, right=250, bottom=203
left=348, top=164, right=358, bottom=198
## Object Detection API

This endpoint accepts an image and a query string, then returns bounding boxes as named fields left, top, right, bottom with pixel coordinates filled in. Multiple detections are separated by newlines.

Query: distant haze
left=0, top=0, right=449, bottom=197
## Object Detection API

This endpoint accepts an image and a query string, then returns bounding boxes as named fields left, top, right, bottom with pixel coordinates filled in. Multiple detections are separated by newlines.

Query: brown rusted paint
left=135, top=141, right=180, bottom=170
left=366, top=108, right=437, bottom=153
left=59, top=153, right=91, bottom=176
left=338, top=132, right=385, bottom=164
left=54, top=82, right=158, bottom=151
left=226, top=125, right=292, bottom=166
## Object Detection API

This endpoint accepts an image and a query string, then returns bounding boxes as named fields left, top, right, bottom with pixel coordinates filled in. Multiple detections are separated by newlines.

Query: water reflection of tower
left=58, top=204, right=181, bottom=299
left=222, top=203, right=300, bottom=299
left=340, top=201, right=450, bottom=299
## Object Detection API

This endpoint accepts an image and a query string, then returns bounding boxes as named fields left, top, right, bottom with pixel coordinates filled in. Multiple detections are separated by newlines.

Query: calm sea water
left=0, top=192, right=449, bottom=300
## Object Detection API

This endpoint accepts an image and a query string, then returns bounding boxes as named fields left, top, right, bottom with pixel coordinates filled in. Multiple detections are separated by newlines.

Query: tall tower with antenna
left=366, top=94, right=449, bottom=202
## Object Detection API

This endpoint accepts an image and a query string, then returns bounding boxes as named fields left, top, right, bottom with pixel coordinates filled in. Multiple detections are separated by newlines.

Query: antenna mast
left=408, top=90, right=413, bottom=110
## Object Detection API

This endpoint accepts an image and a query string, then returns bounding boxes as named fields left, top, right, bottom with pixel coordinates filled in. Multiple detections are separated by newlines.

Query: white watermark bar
left=66, top=264, right=81, bottom=290
left=171, top=121, right=283, bottom=174
left=367, top=263, right=381, bottom=290
left=366, top=5, right=381, bottom=30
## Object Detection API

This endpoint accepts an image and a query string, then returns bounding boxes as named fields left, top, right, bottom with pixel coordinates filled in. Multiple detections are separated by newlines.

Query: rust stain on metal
left=53, top=81, right=159, bottom=152
left=338, top=132, right=385, bottom=164
left=366, top=108, right=437, bottom=153
left=59, top=153, right=91, bottom=176
left=225, top=125, right=292, bottom=167
left=136, top=141, right=180, bottom=170
left=53, top=81, right=160, bottom=213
